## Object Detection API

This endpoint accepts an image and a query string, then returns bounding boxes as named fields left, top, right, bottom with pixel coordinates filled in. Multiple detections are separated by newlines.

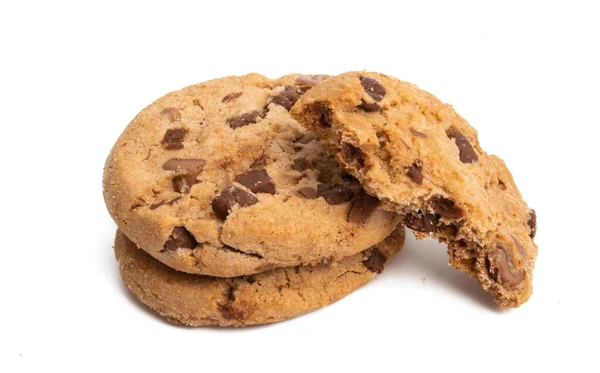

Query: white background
left=1, top=1, right=599, bottom=372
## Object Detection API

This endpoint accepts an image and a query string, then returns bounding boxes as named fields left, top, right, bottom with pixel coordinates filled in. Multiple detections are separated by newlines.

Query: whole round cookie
left=103, top=73, right=399, bottom=277
left=114, top=226, right=405, bottom=327
left=291, top=71, right=537, bottom=308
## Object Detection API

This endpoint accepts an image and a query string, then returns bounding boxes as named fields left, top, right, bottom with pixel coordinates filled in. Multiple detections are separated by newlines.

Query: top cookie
left=290, top=71, right=537, bottom=308
left=103, top=73, right=399, bottom=277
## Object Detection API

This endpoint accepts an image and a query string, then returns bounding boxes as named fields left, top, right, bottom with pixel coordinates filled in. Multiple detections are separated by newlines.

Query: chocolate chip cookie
left=291, top=72, right=537, bottom=308
left=114, top=226, right=405, bottom=327
left=103, top=74, right=399, bottom=277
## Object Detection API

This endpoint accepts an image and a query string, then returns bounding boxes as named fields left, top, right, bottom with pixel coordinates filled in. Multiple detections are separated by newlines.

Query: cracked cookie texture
left=114, top=227, right=405, bottom=327
left=103, top=73, right=399, bottom=277
left=290, top=71, right=538, bottom=308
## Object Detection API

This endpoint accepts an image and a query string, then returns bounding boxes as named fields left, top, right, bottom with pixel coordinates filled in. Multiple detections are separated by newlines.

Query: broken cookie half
left=291, top=71, right=538, bottom=309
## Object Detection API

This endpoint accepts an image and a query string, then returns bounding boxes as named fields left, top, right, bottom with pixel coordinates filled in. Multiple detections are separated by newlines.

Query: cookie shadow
left=387, top=230, right=499, bottom=311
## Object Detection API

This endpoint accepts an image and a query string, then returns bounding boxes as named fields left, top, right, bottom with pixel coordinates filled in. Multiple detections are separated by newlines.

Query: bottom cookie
left=114, top=227, right=405, bottom=327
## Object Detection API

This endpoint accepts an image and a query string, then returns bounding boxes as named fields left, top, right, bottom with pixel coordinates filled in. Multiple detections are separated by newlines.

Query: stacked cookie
left=103, top=74, right=406, bottom=326
left=104, top=72, right=538, bottom=326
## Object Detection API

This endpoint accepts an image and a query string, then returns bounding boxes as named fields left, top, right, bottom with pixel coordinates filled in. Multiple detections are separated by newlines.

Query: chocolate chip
left=211, top=186, right=259, bottom=220
left=161, top=128, right=187, bottom=150
left=172, top=174, right=198, bottom=194
left=410, top=127, right=427, bottom=138
left=348, top=190, right=379, bottom=224
left=250, top=153, right=269, bottom=169
left=437, top=223, right=459, bottom=237
left=235, top=169, right=275, bottom=194
left=364, top=248, right=386, bottom=274
left=295, top=133, right=317, bottom=144
left=341, top=143, right=365, bottom=167
left=486, top=246, right=526, bottom=288
left=160, top=107, right=181, bottom=122
left=446, top=129, right=478, bottom=163
left=219, top=284, right=244, bottom=320
left=222, top=92, right=243, bottom=103
left=164, top=227, right=197, bottom=250
left=528, top=209, right=537, bottom=238
left=404, top=212, right=438, bottom=232
left=360, top=76, right=386, bottom=101
left=292, top=158, right=311, bottom=172
left=219, top=303, right=244, bottom=320
left=162, top=159, right=205, bottom=173
left=317, top=184, right=353, bottom=205
left=226, top=111, right=265, bottom=129
left=357, top=99, right=381, bottom=112
left=150, top=197, right=181, bottom=210
left=272, top=86, right=302, bottom=110
left=428, top=196, right=464, bottom=219
left=405, top=159, right=423, bottom=185
left=309, top=102, right=332, bottom=127
left=163, top=159, right=205, bottom=193
left=297, top=186, right=318, bottom=199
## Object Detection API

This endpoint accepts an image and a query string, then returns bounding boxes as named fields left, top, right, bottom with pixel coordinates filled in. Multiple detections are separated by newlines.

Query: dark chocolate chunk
left=360, top=76, right=386, bottom=101
left=357, top=99, right=381, bottom=112
left=410, top=127, right=427, bottom=138
left=348, top=190, right=380, bottom=224
left=364, top=248, right=386, bottom=274
left=446, top=129, right=478, bottom=163
left=219, top=303, right=244, bottom=320
left=528, top=209, right=537, bottom=238
left=162, top=159, right=205, bottom=173
left=292, top=158, right=311, bottom=172
left=428, top=196, right=464, bottom=219
left=317, top=184, right=353, bottom=205
left=211, top=186, right=259, bottom=220
left=218, top=284, right=244, bottom=320
left=163, top=159, right=205, bottom=193
left=405, top=159, right=424, bottom=185
left=250, top=153, right=269, bottom=169
left=161, top=128, right=187, bottom=150
left=486, top=247, right=526, bottom=288
left=226, top=111, right=264, bottom=129
left=437, top=223, right=459, bottom=237
left=235, top=170, right=275, bottom=194
left=272, top=86, right=302, bottom=110
left=150, top=197, right=182, bottom=210
left=164, top=227, right=197, bottom=250
left=310, top=102, right=332, bottom=127
left=297, top=186, right=318, bottom=199
left=160, top=107, right=181, bottom=122
left=341, top=143, right=365, bottom=167
left=172, top=174, right=198, bottom=194
left=222, top=92, right=243, bottom=103
left=404, top=212, right=438, bottom=232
